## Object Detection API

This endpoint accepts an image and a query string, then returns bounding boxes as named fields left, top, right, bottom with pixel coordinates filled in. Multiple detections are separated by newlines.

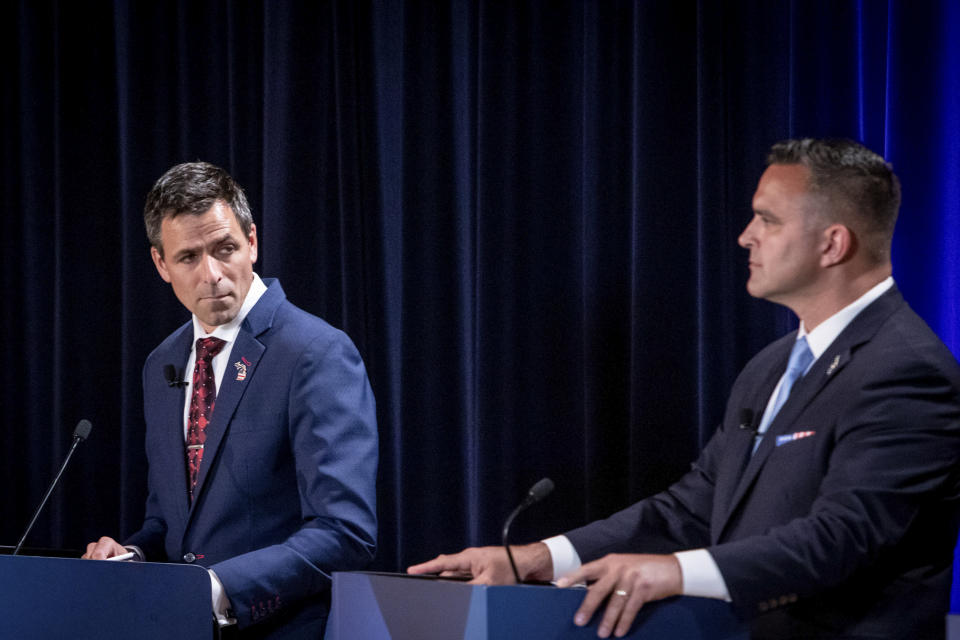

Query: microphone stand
left=13, top=420, right=92, bottom=556
left=502, top=477, right=554, bottom=583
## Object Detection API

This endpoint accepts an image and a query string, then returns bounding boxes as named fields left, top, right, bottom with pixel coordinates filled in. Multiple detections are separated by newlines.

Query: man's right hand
left=407, top=542, right=553, bottom=585
left=82, top=536, right=128, bottom=559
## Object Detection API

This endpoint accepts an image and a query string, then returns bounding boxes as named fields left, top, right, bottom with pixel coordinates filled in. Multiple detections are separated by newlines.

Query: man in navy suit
left=84, top=162, right=378, bottom=639
left=410, top=139, right=960, bottom=639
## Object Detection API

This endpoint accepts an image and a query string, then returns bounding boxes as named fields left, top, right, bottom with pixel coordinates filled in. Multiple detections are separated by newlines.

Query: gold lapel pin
left=826, top=355, right=841, bottom=376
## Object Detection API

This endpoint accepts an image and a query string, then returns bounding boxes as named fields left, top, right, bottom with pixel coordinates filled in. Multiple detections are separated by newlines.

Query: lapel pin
left=234, top=360, right=247, bottom=381
left=826, top=355, right=840, bottom=376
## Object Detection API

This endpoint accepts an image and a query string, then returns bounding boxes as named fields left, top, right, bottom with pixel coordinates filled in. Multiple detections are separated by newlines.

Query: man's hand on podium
left=555, top=553, right=682, bottom=638
left=407, top=542, right=553, bottom=585
left=82, top=536, right=128, bottom=560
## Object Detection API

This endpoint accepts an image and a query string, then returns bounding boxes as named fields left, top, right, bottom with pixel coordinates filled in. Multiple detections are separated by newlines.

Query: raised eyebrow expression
left=172, top=233, right=242, bottom=264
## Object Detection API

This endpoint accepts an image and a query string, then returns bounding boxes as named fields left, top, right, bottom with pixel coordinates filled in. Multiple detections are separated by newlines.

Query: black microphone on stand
left=502, top=477, right=554, bottom=584
left=13, top=419, right=93, bottom=556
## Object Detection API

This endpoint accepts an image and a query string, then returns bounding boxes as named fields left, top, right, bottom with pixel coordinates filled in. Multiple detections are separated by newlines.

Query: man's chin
left=196, top=306, right=240, bottom=331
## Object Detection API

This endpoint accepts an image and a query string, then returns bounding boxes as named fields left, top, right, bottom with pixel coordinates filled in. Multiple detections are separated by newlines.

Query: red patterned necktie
left=186, top=336, right=226, bottom=503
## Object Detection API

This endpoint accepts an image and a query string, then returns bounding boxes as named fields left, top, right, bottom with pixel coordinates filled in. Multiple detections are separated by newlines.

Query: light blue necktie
left=753, top=336, right=814, bottom=453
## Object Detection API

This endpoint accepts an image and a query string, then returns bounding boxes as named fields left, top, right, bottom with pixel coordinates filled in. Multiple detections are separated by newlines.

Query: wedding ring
left=614, top=589, right=629, bottom=597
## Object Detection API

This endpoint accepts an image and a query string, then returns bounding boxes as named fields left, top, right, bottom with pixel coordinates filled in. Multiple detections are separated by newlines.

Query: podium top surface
left=330, top=571, right=748, bottom=640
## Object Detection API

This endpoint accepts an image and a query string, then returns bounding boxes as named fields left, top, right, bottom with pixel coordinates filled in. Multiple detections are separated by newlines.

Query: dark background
left=4, top=0, right=960, bottom=605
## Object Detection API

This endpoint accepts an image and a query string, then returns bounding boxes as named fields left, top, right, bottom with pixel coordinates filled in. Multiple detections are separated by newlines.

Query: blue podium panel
left=329, top=572, right=748, bottom=640
left=0, top=555, right=212, bottom=640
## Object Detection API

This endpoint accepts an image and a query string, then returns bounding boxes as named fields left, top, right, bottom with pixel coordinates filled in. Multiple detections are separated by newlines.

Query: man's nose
left=201, top=254, right=222, bottom=283
left=738, top=218, right=756, bottom=248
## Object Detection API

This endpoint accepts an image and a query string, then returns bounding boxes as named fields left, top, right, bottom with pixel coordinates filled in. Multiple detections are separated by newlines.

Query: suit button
left=183, top=552, right=196, bottom=563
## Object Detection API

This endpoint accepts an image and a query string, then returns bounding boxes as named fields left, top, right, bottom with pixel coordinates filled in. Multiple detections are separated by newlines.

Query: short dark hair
left=143, top=161, right=253, bottom=255
left=767, top=138, right=901, bottom=262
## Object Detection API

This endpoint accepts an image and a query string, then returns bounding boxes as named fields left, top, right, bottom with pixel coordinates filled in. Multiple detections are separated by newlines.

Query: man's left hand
left=555, top=553, right=682, bottom=638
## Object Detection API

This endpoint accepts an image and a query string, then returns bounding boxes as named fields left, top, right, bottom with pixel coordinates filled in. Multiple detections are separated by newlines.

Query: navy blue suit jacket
left=126, top=279, right=378, bottom=639
left=566, top=286, right=960, bottom=638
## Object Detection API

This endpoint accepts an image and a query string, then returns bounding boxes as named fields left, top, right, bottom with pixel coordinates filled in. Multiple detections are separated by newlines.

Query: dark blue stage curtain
left=3, top=0, right=959, bottom=610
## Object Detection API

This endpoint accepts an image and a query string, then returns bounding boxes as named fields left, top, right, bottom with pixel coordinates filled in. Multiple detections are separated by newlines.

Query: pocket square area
left=776, top=430, right=816, bottom=447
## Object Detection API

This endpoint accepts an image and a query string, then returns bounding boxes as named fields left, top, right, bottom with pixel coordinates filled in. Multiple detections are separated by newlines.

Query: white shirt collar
left=798, top=276, right=894, bottom=360
left=190, top=272, right=268, bottom=345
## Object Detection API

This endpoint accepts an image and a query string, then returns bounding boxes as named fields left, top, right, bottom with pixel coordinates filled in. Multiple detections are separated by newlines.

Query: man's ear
left=248, top=223, right=258, bottom=264
left=820, top=224, right=855, bottom=267
left=151, top=246, right=172, bottom=283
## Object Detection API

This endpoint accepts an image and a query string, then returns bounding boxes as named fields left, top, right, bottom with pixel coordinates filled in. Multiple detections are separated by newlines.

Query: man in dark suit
left=84, top=162, right=378, bottom=639
left=410, top=139, right=960, bottom=639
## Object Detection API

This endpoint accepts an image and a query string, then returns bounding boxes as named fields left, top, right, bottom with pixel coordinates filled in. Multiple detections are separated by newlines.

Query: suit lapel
left=716, top=286, right=904, bottom=540
left=730, top=367, right=782, bottom=475
left=186, top=279, right=285, bottom=518
left=189, top=332, right=265, bottom=512
left=723, top=346, right=847, bottom=521
left=157, top=327, right=195, bottom=524
left=714, top=338, right=795, bottom=533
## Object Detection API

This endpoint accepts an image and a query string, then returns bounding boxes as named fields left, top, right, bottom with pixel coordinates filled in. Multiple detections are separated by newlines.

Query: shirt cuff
left=674, top=549, right=731, bottom=601
left=541, top=535, right=582, bottom=581
left=123, top=546, right=144, bottom=561
left=208, top=569, right=237, bottom=627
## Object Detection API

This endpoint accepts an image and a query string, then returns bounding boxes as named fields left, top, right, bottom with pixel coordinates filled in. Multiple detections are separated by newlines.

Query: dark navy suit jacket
left=126, top=279, right=378, bottom=639
left=566, top=287, right=960, bottom=639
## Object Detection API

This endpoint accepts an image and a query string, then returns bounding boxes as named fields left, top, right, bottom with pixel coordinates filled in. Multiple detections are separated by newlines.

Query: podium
left=328, top=572, right=747, bottom=639
left=0, top=555, right=212, bottom=640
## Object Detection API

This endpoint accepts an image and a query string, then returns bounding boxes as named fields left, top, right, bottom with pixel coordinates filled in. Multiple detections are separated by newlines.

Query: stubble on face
left=739, top=164, right=826, bottom=306
left=151, top=201, right=257, bottom=332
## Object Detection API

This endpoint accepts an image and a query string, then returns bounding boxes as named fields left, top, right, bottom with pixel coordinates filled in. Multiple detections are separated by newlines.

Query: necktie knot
left=785, top=336, right=814, bottom=380
left=196, top=337, right=226, bottom=361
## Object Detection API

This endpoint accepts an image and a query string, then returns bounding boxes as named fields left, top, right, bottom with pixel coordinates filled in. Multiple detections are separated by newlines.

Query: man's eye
left=179, top=254, right=196, bottom=264
left=219, top=245, right=237, bottom=257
